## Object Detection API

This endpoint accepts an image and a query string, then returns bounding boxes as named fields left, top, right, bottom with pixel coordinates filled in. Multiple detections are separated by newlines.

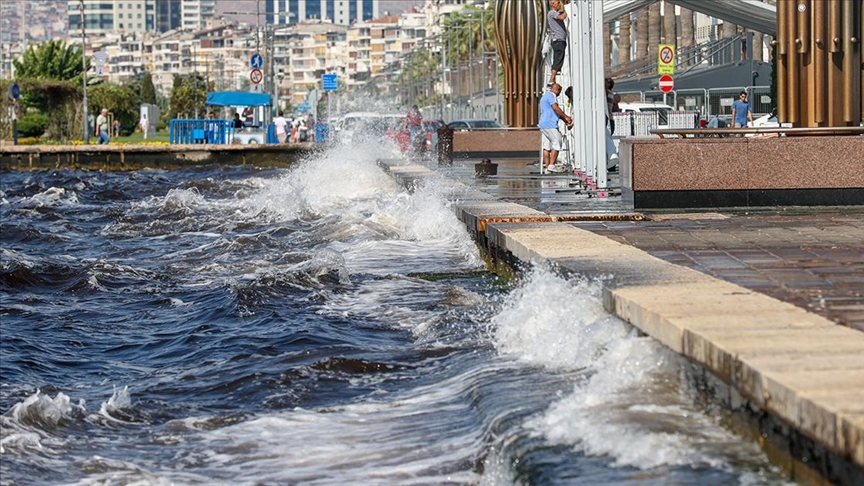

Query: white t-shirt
left=274, top=116, right=288, bottom=135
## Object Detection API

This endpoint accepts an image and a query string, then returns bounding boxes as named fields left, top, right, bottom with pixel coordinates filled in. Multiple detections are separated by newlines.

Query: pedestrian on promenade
left=274, top=111, right=289, bottom=144
left=731, top=91, right=752, bottom=128
left=546, top=0, right=569, bottom=86
left=139, top=113, right=149, bottom=139
left=605, top=77, right=616, bottom=135
left=539, top=82, right=572, bottom=173
left=113, top=119, right=121, bottom=138
left=96, top=108, right=110, bottom=145
left=406, top=104, right=422, bottom=152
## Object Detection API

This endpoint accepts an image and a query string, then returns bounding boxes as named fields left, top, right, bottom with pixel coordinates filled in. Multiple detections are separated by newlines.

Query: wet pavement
left=439, top=157, right=864, bottom=332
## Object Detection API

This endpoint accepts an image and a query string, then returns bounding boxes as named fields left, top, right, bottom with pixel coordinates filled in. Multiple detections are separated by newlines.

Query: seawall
left=378, top=158, right=864, bottom=485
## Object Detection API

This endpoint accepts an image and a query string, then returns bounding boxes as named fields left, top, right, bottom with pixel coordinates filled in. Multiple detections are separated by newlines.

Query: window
left=119, top=13, right=123, bottom=18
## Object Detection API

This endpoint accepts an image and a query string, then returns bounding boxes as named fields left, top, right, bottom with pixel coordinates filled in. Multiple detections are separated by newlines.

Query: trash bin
left=437, top=124, right=453, bottom=167
left=315, top=123, right=330, bottom=143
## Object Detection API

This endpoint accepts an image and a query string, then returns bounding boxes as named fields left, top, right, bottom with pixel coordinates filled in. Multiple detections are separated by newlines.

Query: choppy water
left=1, top=140, right=789, bottom=485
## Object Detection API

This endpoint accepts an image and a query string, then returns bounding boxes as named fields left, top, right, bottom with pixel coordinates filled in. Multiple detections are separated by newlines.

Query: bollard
left=437, top=125, right=453, bottom=167
left=474, top=158, right=498, bottom=178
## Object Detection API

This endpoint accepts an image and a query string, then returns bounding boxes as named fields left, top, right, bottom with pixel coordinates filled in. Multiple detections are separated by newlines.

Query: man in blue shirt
left=731, top=91, right=752, bottom=128
left=539, top=83, right=573, bottom=173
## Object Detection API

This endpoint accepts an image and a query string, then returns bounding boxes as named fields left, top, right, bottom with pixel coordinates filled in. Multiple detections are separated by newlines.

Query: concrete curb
left=378, top=159, right=864, bottom=472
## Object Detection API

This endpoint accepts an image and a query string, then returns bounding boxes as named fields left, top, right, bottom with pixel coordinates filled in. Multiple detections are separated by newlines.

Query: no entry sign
left=659, top=74, right=674, bottom=93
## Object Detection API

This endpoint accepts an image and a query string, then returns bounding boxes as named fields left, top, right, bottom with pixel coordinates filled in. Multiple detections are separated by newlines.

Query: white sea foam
left=491, top=267, right=775, bottom=475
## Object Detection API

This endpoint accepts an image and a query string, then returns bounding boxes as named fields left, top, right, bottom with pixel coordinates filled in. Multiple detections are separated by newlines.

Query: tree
left=12, top=39, right=88, bottom=84
left=140, top=71, right=157, bottom=105
left=88, top=83, right=139, bottom=136
left=167, top=73, right=208, bottom=119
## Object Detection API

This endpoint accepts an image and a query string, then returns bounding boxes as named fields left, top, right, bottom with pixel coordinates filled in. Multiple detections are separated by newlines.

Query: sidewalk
left=439, top=157, right=864, bottom=332
left=380, top=156, right=864, bottom=481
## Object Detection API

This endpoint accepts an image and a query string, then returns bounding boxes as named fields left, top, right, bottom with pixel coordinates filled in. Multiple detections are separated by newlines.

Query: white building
left=67, top=0, right=156, bottom=35
left=263, top=0, right=379, bottom=26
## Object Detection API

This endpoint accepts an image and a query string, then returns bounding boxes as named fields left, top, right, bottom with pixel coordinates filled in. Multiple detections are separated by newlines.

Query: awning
left=206, top=91, right=271, bottom=107
left=603, top=0, right=777, bottom=36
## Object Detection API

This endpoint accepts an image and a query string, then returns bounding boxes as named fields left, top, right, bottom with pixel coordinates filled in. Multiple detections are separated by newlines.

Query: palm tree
left=619, top=14, right=631, bottom=65
left=679, top=7, right=695, bottom=66
left=636, top=7, right=649, bottom=59
left=648, top=3, right=662, bottom=55
left=12, top=39, right=89, bottom=84
left=663, top=1, right=677, bottom=45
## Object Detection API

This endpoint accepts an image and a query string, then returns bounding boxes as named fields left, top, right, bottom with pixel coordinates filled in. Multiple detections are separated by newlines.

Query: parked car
left=446, top=119, right=505, bottom=131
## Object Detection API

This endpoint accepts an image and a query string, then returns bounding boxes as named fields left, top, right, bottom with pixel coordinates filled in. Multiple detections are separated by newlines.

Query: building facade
left=265, top=0, right=379, bottom=26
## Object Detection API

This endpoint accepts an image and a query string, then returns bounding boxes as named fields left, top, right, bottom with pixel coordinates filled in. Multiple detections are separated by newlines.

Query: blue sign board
left=250, top=53, right=264, bottom=69
left=9, top=83, right=20, bottom=99
left=322, top=73, right=338, bottom=91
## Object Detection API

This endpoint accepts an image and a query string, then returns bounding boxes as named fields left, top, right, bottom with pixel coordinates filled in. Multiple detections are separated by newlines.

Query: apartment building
left=66, top=0, right=215, bottom=35
left=264, top=0, right=379, bottom=26
left=68, top=0, right=156, bottom=34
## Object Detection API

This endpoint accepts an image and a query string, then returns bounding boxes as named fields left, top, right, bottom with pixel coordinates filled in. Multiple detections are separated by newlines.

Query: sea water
left=1, top=140, right=790, bottom=484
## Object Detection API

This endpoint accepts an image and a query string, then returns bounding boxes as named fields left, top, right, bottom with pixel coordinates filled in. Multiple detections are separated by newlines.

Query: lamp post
left=79, top=0, right=89, bottom=144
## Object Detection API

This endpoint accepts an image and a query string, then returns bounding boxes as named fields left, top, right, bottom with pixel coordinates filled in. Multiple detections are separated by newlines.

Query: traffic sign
left=250, top=53, right=264, bottom=69
left=657, top=44, right=675, bottom=75
left=8, top=82, right=20, bottom=99
left=659, top=74, right=674, bottom=93
left=250, top=68, right=263, bottom=84
left=322, top=73, right=337, bottom=91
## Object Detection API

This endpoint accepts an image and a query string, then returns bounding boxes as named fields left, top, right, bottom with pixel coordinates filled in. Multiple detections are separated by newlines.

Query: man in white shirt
left=273, top=111, right=289, bottom=144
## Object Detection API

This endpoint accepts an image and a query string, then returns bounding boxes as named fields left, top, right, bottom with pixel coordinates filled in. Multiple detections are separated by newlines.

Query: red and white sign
left=659, top=74, right=674, bottom=93
left=250, top=68, right=263, bottom=84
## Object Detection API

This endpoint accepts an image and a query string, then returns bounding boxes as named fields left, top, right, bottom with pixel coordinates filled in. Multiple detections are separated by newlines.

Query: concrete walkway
left=378, top=157, right=864, bottom=479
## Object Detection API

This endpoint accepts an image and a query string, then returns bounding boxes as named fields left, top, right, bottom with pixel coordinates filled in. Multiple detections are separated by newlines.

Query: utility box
left=140, top=104, right=160, bottom=136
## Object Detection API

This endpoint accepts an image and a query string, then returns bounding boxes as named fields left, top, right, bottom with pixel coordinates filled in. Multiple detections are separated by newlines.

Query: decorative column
left=493, top=0, right=545, bottom=128
left=776, top=0, right=863, bottom=126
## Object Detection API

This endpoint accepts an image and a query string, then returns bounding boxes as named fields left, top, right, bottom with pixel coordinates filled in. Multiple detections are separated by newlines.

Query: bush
left=16, top=112, right=49, bottom=138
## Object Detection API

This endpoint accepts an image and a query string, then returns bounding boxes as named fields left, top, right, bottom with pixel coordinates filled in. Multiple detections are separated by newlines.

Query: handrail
left=613, top=35, right=740, bottom=80
left=650, top=126, right=864, bottom=139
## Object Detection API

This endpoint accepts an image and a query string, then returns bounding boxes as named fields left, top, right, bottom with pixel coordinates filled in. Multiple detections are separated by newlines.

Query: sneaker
left=607, top=165, right=619, bottom=173
left=546, top=165, right=562, bottom=173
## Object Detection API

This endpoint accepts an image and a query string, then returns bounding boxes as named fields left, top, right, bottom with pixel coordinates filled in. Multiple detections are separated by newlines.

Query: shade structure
left=206, top=91, right=271, bottom=107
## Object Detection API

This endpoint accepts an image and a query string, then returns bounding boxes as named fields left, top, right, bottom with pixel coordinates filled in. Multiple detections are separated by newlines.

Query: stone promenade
left=378, top=156, right=864, bottom=484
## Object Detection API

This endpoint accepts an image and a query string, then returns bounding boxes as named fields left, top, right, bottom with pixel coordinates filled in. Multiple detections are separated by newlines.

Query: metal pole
left=80, top=0, right=89, bottom=144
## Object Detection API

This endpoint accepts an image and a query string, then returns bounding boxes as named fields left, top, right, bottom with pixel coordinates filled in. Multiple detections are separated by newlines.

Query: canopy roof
left=206, top=91, right=271, bottom=107
left=602, top=0, right=777, bottom=36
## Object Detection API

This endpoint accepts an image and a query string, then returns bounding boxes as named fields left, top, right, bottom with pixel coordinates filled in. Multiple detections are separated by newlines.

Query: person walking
left=405, top=105, right=422, bottom=152
left=96, top=108, right=110, bottom=145
left=539, top=83, right=572, bottom=173
left=546, top=0, right=569, bottom=86
left=139, top=113, right=149, bottom=140
left=274, top=111, right=289, bottom=144
left=731, top=91, right=753, bottom=128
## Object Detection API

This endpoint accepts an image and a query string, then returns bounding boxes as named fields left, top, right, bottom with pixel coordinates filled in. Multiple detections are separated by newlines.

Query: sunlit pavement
left=436, top=156, right=864, bottom=332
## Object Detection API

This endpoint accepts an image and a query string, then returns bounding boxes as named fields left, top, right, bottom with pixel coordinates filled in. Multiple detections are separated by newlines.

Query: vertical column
left=493, top=0, right=544, bottom=128
left=777, top=0, right=862, bottom=126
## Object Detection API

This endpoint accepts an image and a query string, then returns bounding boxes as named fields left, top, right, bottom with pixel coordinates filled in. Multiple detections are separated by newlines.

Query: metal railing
left=169, top=119, right=234, bottom=145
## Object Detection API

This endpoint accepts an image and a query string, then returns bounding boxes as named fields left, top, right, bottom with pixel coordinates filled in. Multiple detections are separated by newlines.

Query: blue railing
left=169, top=119, right=233, bottom=144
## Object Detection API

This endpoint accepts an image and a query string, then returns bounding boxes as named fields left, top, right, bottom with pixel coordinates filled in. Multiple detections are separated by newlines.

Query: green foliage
left=140, top=72, right=157, bottom=105
left=17, top=112, right=49, bottom=138
left=12, top=39, right=89, bottom=84
left=88, top=83, right=139, bottom=136
left=168, top=73, right=209, bottom=120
